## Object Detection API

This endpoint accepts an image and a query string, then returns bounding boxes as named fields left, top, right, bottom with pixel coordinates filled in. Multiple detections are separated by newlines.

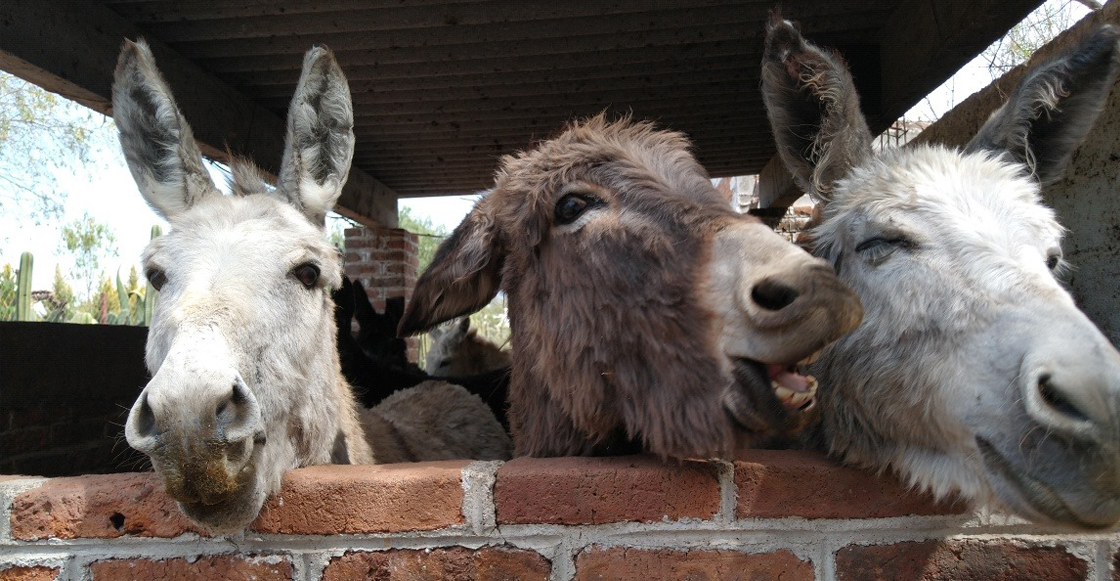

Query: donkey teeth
left=772, top=384, right=812, bottom=409
left=798, top=350, right=823, bottom=366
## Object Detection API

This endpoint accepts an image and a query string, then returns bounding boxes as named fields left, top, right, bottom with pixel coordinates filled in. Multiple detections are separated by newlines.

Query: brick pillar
left=343, top=225, right=420, bottom=360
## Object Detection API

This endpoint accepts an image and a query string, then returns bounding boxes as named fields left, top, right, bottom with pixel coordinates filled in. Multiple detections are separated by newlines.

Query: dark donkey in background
left=400, top=115, right=863, bottom=459
left=763, top=15, right=1120, bottom=528
left=333, top=277, right=510, bottom=428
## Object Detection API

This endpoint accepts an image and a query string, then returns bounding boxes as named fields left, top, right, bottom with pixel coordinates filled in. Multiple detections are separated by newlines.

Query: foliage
left=0, top=263, right=15, bottom=320
left=470, top=294, right=511, bottom=347
left=981, top=0, right=1094, bottom=79
left=398, top=206, right=448, bottom=274
left=43, top=266, right=77, bottom=323
left=60, top=212, right=118, bottom=301
left=0, top=71, right=115, bottom=224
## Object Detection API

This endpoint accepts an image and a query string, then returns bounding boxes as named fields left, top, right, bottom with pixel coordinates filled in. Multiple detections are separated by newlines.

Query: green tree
left=0, top=71, right=114, bottom=223
left=43, top=265, right=77, bottom=323
left=60, top=212, right=118, bottom=301
left=0, top=263, right=16, bottom=321
left=398, top=206, right=447, bottom=273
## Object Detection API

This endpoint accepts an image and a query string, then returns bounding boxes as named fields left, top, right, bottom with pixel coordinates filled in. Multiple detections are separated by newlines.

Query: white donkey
left=762, top=17, right=1120, bottom=528
left=116, top=40, right=509, bottom=534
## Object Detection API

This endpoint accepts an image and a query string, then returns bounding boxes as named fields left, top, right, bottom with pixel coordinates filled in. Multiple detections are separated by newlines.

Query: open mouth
left=767, top=359, right=818, bottom=412
left=725, top=352, right=821, bottom=434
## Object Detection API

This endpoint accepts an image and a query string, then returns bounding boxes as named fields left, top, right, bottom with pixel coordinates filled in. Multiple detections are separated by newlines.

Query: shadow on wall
left=0, top=322, right=150, bottom=476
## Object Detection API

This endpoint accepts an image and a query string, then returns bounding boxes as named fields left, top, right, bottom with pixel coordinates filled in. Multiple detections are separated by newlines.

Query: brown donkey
left=400, top=116, right=863, bottom=459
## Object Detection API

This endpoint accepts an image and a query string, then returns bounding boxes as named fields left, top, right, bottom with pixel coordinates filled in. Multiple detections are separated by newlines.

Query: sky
left=0, top=0, right=1089, bottom=293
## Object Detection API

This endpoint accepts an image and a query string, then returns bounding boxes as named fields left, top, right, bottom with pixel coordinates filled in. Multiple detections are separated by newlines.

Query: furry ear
left=112, top=39, right=218, bottom=219
left=383, top=296, right=406, bottom=326
left=966, top=25, right=1120, bottom=185
left=275, top=45, right=356, bottom=226
left=760, top=14, right=872, bottom=204
left=398, top=203, right=503, bottom=336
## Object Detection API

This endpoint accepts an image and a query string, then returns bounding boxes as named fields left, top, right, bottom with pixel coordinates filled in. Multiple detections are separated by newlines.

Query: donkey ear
left=398, top=204, right=503, bottom=336
left=761, top=15, right=873, bottom=203
left=383, top=296, right=406, bottom=325
left=112, top=39, right=218, bottom=219
left=966, top=25, right=1120, bottom=185
left=275, top=45, right=355, bottom=226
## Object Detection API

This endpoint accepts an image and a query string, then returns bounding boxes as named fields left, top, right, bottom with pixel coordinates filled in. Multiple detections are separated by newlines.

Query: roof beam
left=0, top=0, right=398, bottom=227
left=875, top=0, right=1042, bottom=130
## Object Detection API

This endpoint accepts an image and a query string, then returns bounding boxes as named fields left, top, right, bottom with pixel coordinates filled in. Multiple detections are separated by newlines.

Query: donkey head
left=117, top=40, right=368, bottom=533
left=400, top=116, right=862, bottom=458
left=763, top=17, right=1120, bottom=527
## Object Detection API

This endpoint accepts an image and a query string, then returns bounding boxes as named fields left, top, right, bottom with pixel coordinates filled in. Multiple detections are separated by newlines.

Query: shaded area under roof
left=1, top=0, right=1041, bottom=224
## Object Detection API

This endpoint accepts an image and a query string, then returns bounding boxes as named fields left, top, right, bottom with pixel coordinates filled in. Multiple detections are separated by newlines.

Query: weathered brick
left=89, top=555, right=292, bottom=581
left=495, top=456, right=719, bottom=525
left=0, top=565, right=59, bottom=581
left=251, top=462, right=467, bottom=534
left=836, top=540, right=1088, bottom=581
left=735, top=450, right=965, bottom=519
left=574, top=547, right=813, bottom=581
left=10, top=472, right=201, bottom=540
left=321, top=547, right=550, bottom=581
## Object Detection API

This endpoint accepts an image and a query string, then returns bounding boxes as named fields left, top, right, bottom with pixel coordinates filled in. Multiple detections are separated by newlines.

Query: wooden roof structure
left=1, top=0, right=1042, bottom=226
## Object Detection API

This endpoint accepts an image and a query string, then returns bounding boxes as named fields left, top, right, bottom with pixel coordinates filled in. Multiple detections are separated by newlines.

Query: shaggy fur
left=762, top=16, right=1120, bottom=528
left=116, top=40, right=509, bottom=534
left=426, top=317, right=511, bottom=376
left=400, top=115, right=863, bottom=459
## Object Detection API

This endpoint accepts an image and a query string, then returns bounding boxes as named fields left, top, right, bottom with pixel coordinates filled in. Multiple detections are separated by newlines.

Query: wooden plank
left=0, top=0, right=398, bottom=227
left=876, top=0, right=1042, bottom=129
left=756, top=155, right=804, bottom=211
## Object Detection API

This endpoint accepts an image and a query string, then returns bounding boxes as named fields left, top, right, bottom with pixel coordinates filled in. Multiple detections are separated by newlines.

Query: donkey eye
left=555, top=193, right=598, bottom=225
left=855, top=235, right=913, bottom=264
left=292, top=263, right=320, bottom=288
left=1046, top=248, right=1063, bottom=271
left=146, top=268, right=167, bottom=291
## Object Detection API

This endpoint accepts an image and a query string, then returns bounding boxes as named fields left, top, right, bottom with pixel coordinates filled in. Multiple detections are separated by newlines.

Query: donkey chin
left=154, top=444, right=269, bottom=533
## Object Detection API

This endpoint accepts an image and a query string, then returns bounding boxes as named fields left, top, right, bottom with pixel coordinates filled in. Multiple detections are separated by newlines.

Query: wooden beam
left=876, top=0, right=1042, bottom=130
left=0, top=0, right=398, bottom=228
left=756, top=155, right=804, bottom=211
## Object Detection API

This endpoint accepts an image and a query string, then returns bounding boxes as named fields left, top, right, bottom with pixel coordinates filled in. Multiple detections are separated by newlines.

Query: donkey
left=762, top=17, right=1120, bottom=527
left=399, top=115, right=864, bottom=459
left=116, top=40, right=509, bottom=534
left=426, top=317, right=512, bottom=377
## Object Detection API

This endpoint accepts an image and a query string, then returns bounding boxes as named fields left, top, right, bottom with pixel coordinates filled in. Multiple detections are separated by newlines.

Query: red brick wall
left=4, top=452, right=1117, bottom=581
left=343, top=226, right=419, bottom=313
left=342, top=225, right=419, bottom=359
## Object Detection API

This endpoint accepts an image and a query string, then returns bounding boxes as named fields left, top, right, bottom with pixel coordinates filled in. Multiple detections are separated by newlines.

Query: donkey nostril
left=135, top=392, right=157, bottom=437
left=1038, top=373, right=1091, bottom=423
left=751, top=278, right=800, bottom=311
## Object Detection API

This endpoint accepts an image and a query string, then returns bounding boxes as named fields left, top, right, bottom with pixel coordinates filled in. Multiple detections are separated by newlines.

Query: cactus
left=16, top=252, right=33, bottom=322
left=114, top=270, right=132, bottom=325
left=141, top=225, right=163, bottom=326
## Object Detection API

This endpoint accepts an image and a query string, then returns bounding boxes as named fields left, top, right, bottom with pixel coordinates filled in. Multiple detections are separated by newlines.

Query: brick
left=11, top=472, right=201, bottom=540
left=321, top=547, right=550, bottom=581
left=251, top=462, right=467, bottom=534
left=89, top=555, right=292, bottom=581
left=574, top=547, right=813, bottom=581
left=735, top=450, right=965, bottom=519
left=495, top=456, right=719, bottom=525
left=0, top=566, right=59, bottom=581
left=1111, top=545, right=1120, bottom=581
left=835, top=540, right=1088, bottom=581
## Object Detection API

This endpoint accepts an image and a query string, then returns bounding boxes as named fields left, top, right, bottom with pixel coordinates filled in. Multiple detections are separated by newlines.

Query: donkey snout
left=125, top=369, right=264, bottom=481
left=1022, top=350, right=1120, bottom=443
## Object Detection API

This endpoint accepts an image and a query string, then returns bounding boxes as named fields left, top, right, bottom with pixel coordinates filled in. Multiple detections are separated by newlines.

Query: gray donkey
left=763, top=16, right=1120, bottom=528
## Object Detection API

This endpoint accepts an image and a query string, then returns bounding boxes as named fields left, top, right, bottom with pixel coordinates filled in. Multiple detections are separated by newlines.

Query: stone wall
left=3, top=452, right=1117, bottom=581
